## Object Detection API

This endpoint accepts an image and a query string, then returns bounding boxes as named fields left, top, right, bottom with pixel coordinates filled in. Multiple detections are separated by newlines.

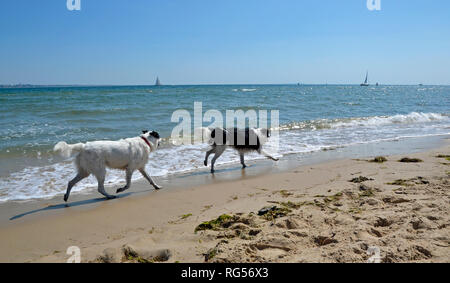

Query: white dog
left=54, top=131, right=162, bottom=202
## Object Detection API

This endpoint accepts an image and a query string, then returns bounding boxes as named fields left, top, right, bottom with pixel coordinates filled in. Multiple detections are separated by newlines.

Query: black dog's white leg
left=261, top=150, right=279, bottom=161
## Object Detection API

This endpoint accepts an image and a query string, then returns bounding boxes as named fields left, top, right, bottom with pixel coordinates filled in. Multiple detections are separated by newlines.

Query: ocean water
left=0, top=85, right=449, bottom=202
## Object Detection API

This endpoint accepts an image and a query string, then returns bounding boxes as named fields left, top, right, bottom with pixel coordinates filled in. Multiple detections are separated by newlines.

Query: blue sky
left=0, top=0, right=449, bottom=85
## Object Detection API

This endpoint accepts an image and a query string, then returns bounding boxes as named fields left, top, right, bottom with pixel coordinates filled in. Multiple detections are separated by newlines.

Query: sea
left=0, top=84, right=449, bottom=202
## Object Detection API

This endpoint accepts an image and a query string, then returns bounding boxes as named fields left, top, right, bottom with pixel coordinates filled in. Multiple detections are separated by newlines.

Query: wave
left=278, top=112, right=449, bottom=131
left=232, top=89, right=257, bottom=92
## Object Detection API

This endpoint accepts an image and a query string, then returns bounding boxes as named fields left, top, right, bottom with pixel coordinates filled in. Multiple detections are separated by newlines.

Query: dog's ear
left=149, top=131, right=160, bottom=139
left=142, top=130, right=149, bottom=135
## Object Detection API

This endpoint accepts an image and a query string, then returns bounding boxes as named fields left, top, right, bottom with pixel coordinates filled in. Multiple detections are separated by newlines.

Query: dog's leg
left=260, top=149, right=279, bottom=161
left=204, top=147, right=216, bottom=166
left=95, top=170, right=116, bottom=199
left=240, top=153, right=247, bottom=168
left=210, top=145, right=226, bottom=173
left=64, top=172, right=88, bottom=202
left=116, top=169, right=133, bottom=194
left=139, top=168, right=162, bottom=190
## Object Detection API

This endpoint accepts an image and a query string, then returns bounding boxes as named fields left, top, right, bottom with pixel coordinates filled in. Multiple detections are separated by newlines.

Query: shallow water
left=0, top=84, right=449, bottom=202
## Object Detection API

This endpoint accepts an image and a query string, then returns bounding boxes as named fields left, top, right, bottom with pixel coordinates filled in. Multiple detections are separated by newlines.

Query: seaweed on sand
left=370, top=156, right=388, bottom=163
left=258, top=206, right=292, bottom=221
left=195, top=214, right=235, bottom=233
left=349, top=176, right=374, bottom=183
left=399, top=157, right=423, bottom=163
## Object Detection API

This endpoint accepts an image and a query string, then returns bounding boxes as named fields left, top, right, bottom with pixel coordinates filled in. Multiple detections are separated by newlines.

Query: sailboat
left=360, top=71, right=369, bottom=86
left=155, top=77, right=162, bottom=86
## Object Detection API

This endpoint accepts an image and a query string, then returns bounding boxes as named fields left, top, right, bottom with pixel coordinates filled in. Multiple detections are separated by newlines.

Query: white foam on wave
left=278, top=112, right=448, bottom=131
left=0, top=112, right=448, bottom=202
left=331, top=112, right=448, bottom=128
left=232, top=88, right=257, bottom=92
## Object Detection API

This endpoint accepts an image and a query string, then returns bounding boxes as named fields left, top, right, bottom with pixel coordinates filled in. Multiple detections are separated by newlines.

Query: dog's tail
left=54, top=142, right=85, bottom=158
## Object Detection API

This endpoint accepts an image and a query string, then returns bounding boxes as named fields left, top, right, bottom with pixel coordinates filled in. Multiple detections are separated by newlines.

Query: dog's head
left=142, top=130, right=161, bottom=150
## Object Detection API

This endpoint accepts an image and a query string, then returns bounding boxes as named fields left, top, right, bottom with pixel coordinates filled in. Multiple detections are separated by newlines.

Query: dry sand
left=0, top=144, right=449, bottom=263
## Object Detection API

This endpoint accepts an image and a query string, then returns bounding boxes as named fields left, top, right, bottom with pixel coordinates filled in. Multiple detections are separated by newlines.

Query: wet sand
left=0, top=137, right=448, bottom=263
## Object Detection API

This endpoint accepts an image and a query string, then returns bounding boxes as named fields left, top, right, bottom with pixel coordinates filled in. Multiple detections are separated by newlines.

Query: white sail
left=361, top=71, right=369, bottom=86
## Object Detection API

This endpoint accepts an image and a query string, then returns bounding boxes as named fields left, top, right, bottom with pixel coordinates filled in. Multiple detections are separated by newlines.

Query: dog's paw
left=116, top=188, right=124, bottom=194
left=107, top=195, right=117, bottom=200
left=154, top=185, right=163, bottom=190
left=204, top=160, right=208, bottom=166
left=64, top=194, right=68, bottom=202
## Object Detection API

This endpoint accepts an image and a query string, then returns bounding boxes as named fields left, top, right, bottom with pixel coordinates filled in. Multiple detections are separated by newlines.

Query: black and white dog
left=202, top=127, right=279, bottom=173
left=54, top=131, right=162, bottom=201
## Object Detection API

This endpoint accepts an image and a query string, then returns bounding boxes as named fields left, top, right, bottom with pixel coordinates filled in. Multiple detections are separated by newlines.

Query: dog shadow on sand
left=9, top=192, right=139, bottom=221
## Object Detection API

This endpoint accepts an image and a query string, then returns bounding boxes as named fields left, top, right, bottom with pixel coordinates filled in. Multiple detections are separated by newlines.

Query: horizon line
left=1, top=83, right=449, bottom=88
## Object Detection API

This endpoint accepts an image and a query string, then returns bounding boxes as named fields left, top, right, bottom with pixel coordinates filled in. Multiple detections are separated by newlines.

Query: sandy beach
left=0, top=139, right=448, bottom=263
